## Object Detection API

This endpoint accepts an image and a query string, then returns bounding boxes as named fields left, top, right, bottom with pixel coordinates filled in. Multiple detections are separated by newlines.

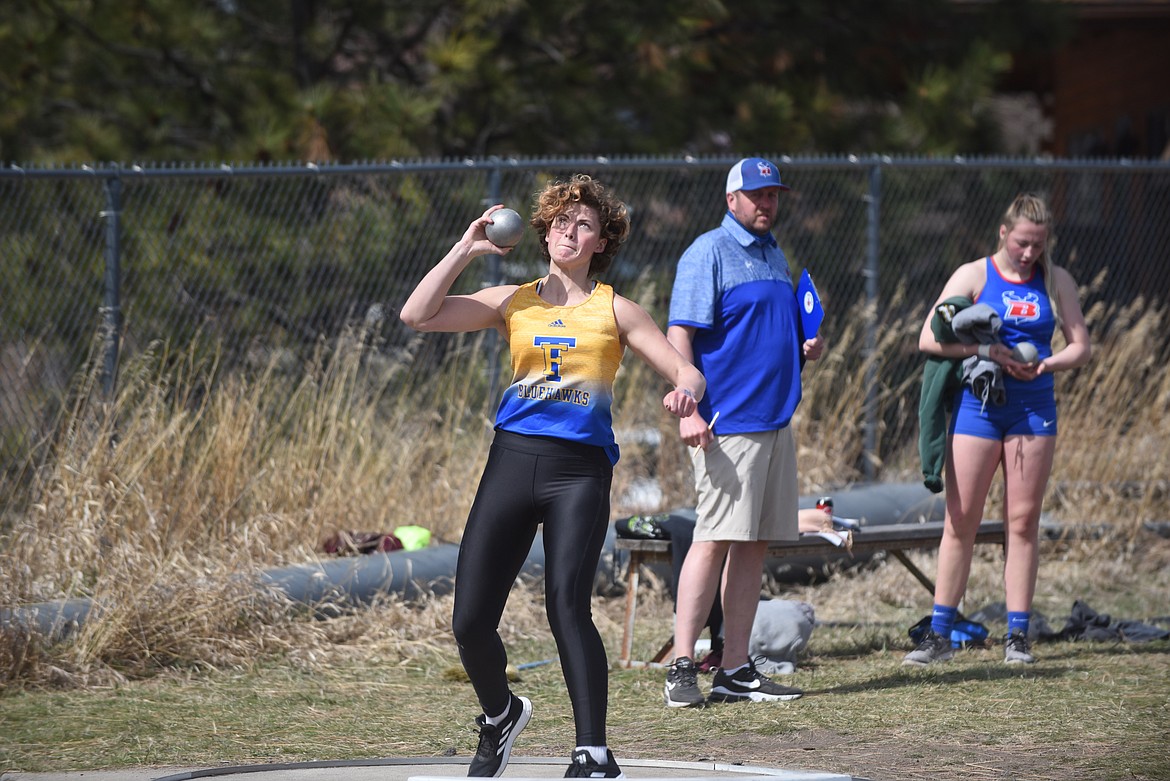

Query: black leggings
left=452, top=429, right=613, bottom=746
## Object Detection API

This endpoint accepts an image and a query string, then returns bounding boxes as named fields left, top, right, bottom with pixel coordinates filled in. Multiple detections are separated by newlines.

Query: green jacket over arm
left=918, top=296, right=973, bottom=493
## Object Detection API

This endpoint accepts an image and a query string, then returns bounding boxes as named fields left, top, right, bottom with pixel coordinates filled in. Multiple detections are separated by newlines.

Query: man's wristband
left=679, top=388, right=695, bottom=400
left=978, top=344, right=992, bottom=360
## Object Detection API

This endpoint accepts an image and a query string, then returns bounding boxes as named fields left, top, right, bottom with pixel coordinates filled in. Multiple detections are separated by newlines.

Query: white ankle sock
left=576, top=746, right=609, bottom=764
left=483, top=700, right=511, bottom=726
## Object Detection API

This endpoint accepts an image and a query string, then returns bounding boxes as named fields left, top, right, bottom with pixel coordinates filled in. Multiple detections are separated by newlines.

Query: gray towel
left=953, top=303, right=1006, bottom=407
left=961, top=355, right=1007, bottom=407
left=951, top=302, right=1002, bottom=344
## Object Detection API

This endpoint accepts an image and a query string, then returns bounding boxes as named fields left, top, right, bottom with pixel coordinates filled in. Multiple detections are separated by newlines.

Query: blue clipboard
left=797, top=269, right=824, bottom=338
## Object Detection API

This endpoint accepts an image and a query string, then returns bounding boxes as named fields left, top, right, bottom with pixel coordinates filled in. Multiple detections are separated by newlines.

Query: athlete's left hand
left=662, top=388, right=698, bottom=419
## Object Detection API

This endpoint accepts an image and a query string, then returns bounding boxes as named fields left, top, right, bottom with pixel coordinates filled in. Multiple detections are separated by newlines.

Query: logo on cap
left=726, top=157, right=789, bottom=193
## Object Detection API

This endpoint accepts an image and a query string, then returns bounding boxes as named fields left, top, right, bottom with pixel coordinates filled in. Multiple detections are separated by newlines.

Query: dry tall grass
left=1, top=285, right=1167, bottom=690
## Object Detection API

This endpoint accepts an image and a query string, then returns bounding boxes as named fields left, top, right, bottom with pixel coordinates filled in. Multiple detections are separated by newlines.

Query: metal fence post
left=862, top=160, right=881, bottom=480
left=100, top=174, right=124, bottom=401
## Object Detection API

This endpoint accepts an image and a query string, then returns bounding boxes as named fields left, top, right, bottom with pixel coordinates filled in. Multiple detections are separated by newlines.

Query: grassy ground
left=2, top=538, right=1168, bottom=781
left=2, top=294, right=1168, bottom=780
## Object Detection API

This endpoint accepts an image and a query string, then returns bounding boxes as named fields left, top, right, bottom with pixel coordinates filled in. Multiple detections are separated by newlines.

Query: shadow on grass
left=808, top=629, right=1170, bottom=665
left=799, top=639, right=1169, bottom=697
left=1035, top=639, right=1170, bottom=661
left=806, top=663, right=1074, bottom=697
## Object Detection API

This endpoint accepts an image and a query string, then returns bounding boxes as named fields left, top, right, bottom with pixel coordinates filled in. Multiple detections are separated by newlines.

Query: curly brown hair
left=529, top=174, right=631, bottom=277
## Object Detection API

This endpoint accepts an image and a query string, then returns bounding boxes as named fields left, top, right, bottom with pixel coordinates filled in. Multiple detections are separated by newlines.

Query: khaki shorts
left=689, top=428, right=798, bottom=543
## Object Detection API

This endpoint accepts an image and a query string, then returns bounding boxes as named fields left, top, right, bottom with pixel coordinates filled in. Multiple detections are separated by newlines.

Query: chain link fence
left=3, top=155, right=1169, bottom=485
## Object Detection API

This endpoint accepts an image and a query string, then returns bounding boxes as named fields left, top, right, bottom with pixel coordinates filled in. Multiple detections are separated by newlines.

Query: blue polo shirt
left=668, top=211, right=803, bottom=433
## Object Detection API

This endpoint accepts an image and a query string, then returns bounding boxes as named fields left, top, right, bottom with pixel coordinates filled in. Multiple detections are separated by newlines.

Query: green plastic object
left=393, top=525, right=431, bottom=551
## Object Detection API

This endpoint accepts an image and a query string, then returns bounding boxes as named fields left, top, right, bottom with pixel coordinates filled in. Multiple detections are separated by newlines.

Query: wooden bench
left=613, top=519, right=1006, bottom=667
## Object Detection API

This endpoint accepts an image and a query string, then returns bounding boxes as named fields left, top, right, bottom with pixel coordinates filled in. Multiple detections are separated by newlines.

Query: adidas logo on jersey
left=547, top=319, right=567, bottom=327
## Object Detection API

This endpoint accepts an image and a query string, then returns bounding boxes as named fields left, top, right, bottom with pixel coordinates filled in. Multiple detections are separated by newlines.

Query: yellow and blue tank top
left=494, top=279, right=624, bottom=464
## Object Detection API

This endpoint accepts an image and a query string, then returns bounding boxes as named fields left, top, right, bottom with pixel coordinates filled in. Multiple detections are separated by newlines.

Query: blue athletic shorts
left=950, top=386, right=1058, bottom=439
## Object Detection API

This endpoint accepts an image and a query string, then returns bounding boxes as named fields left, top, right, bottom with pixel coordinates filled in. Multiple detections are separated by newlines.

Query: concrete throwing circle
left=150, top=756, right=862, bottom=781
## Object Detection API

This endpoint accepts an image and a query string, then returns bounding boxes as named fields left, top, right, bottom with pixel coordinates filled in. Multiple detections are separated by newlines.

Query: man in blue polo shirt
left=663, top=157, right=824, bottom=708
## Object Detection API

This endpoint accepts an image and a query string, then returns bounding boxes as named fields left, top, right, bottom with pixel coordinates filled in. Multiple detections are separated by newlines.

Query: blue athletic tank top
left=975, top=256, right=1056, bottom=396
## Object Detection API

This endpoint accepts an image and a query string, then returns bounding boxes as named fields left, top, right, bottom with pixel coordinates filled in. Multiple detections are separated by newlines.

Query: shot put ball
left=1011, top=341, right=1039, bottom=363
left=486, top=208, right=524, bottom=247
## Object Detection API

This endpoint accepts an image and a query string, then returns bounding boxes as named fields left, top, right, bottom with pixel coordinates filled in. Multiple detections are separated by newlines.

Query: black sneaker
left=565, top=748, right=625, bottom=779
left=1003, top=630, right=1036, bottom=664
left=708, top=659, right=803, bottom=703
left=663, top=656, right=705, bottom=708
left=468, top=694, right=532, bottom=777
left=902, top=628, right=955, bottom=667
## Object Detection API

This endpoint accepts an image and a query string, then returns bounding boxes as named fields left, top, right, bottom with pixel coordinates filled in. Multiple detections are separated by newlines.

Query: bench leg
left=619, top=551, right=643, bottom=668
left=890, top=549, right=937, bottom=595
left=651, top=635, right=674, bottom=664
